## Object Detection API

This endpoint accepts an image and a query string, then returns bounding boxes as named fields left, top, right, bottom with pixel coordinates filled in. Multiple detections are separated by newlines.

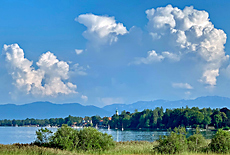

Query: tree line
left=109, top=107, right=230, bottom=129
left=0, top=115, right=83, bottom=127
left=0, top=115, right=109, bottom=127
left=1, top=106, right=230, bottom=129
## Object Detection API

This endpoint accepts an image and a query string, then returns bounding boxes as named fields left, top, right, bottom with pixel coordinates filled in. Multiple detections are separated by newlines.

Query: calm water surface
left=0, top=127, right=216, bottom=144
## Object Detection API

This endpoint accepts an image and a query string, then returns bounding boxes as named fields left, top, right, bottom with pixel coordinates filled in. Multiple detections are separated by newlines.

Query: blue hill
left=103, top=96, right=230, bottom=113
left=0, top=102, right=112, bottom=119
left=1, top=96, right=229, bottom=119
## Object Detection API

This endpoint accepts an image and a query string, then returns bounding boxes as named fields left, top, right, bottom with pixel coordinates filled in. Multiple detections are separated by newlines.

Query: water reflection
left=0, top=127, right=57, bottom=144
left=99, top=129, right=169, bottom=142
left=0, top=127, right=216, bottom=144
left=100, top=129, right=216, bottom=142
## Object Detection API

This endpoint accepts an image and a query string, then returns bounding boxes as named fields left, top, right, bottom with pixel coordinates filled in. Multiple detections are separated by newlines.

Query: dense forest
left=1, top=107, right=230, bottom=129
left=109, top=107, right=230, bottom=129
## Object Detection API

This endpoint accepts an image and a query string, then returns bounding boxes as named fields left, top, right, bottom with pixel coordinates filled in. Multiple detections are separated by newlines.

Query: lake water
left=0, top=127, right=216, bottom=144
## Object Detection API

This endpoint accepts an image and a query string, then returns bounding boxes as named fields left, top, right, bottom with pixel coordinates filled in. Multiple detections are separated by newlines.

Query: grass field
left=0, top=141, right=224, bottom=155
left=0, top=141, right=154, bottom=155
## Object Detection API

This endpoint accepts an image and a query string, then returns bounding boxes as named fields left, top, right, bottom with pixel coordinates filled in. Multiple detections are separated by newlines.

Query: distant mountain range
left=0, top=102, right=112, bottom=119
left=0, top=96, right=230, bottom=119
left=103, top=96, right=230, bottom=113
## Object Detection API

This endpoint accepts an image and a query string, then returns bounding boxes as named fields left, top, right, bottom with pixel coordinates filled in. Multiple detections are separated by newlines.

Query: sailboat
left=95, top=124, right=98, bottom=129
left=108, top=124, right=110, bottom=130
left=121, top=123, right=124, bottom=131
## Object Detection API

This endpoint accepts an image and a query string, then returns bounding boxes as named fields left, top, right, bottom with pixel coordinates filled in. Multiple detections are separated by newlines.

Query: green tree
left=190, top=111, right=204, bottom=125
left=213, top=114, right=222, bottom=128
left=144, top=119, right=150, bottom=128
left=91, top=115, right=101, bottom=127
left=122, top=115, right=131, bottom=128
left=152, top=109, right=159, bottom=127
left=138, top=114, right=146, bottom=128
left=102, top=117, right=109, bottom=126
left=203, top=115, right=211, bottom=129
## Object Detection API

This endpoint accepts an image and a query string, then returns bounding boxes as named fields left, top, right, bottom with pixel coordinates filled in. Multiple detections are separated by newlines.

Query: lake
left=0, top=127, right=216, bottom=144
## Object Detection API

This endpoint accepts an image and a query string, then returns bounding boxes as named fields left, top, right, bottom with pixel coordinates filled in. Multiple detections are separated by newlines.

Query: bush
left=34, top=125, right=115, bottom=151
left=153, top=127, right=188, bottom=154
left=34, top=128, right=53, bottom=146
left=77, top=127, right=115, bottom=151
left=210, top=129, right=230, bottom=153
left=187, top=129, right=207, bottom=152
left=50, top=124, right=79, bottom=150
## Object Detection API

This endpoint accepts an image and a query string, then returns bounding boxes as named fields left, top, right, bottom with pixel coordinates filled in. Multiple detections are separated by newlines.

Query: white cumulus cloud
left=145, top=5, right=229, bottom=86
left=81, top=95, right=88, bottom=102
left=172, top=83, right=193, bottom=89
left=200, top=69, right=219, bottom=86
left=132, top=50, right=164, bottom=64
left=3, top=44, right=77, bottom=97
left=76, top=13, right=128, bottom=45
left=132, top=50, right=180, bottom=65
left=162, top=51, right=181, bottom=61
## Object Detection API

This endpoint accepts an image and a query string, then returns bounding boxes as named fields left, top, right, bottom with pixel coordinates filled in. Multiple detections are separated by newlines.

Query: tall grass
left=0, top=144, right=74, bottom=155
left=78, top=141, right=157, bottom=154
left=0, top=141, right=226, bottom=155
left=0, top=141, right=155, bottom=155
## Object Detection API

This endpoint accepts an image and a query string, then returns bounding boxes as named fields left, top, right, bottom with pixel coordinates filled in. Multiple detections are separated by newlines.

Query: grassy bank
left=0, top=141, right=155, bottom=155
left=0, top=144, right=71, bottom=155
left=0, top=141, right=222, bottom=155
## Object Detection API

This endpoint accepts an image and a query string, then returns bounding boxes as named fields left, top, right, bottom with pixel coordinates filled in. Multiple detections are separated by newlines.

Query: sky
left=1, top=0, right=230, bottom=107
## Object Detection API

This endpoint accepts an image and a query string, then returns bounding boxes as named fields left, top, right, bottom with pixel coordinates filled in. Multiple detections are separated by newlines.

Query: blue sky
left=1, top=0, right=230, bottom=107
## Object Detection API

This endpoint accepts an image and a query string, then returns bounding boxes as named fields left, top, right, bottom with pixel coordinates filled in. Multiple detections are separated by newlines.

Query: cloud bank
left=76, top=13, right=128, bottom=45
left=3, top=44, right=77, bottom=97
left=136, top=5, right=229, bottom=86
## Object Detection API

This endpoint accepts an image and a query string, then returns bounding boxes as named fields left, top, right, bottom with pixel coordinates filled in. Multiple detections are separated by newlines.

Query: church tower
left=116, top=109, right=119, bottom=115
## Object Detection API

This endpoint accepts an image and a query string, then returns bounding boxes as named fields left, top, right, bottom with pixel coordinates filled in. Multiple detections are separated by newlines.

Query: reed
left=0, top=141, right=155, bottom=155
left=0, top=144, right=74, bottom=155
left=0, top=141, right=225, bottom=155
